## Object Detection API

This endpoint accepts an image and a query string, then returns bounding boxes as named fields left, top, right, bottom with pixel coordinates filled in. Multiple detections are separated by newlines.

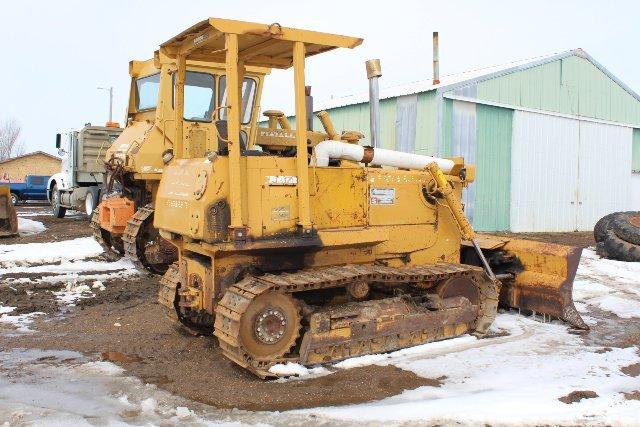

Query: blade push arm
left=426, top=162, right=496, bottom=281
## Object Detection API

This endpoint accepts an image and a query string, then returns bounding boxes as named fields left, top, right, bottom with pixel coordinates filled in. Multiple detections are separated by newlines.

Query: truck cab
left=48, top=124, right=123, bottom=217
left=9, top=175, right=49, bottom=204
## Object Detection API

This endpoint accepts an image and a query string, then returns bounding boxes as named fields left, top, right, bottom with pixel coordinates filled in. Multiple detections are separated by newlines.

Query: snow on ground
left=0, top=237, right=104, bottom=267
left=574, top=249, right=640, bottom=319
left=1, top=238, right=639, bottom=425
left=0, top=349, right=323, bottom=426
left=17, top=217, right=46, bottom=236
left=294, top=314, right=640, bottom=425
left=289, top=248, right=640, bottom=425
left=0, top=307, right=45, bottom=333
left=0, top=237, right=141, bottom=326
left=16, top=206, right=84, bottom=218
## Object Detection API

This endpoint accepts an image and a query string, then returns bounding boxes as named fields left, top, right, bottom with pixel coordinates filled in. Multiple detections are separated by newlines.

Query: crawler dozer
left=151, top=18, right=587, bottom=377
left=90, top=56, right=270, bottom=273
left=0, top=186, right=18, bottom=237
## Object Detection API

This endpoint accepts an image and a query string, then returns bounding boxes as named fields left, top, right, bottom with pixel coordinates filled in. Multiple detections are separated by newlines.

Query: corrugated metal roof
left=314, top=49, right=640, bottom=111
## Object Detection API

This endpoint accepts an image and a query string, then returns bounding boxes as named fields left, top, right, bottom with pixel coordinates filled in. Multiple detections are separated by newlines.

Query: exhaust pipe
left=365, top=59, right=382, bottom=148
left=433, top=32, right=440, bottom=85
left=305, top=85, right=313, bottom=131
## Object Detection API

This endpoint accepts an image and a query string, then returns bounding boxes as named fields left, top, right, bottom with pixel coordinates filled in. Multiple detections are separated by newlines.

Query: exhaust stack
left=433, top=32, right=440, bottom=85
left=305, top=85, right=313, bottom=131
left=365, top=59, right=382, bottom=148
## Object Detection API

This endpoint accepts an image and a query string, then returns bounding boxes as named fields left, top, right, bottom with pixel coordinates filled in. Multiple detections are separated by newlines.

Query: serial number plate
left=271, top=205, right=291, bottom=221
left=370, top=188, right=395, bottom=205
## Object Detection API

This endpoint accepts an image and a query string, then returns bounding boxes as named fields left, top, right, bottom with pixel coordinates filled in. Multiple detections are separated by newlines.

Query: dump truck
left=48, top=124, right=123, bottom=218
left=90, top=58, right=269, bottom=272
left=0, top=185, right=18, bottom=237
left=142, top=18, right=587, bottom=377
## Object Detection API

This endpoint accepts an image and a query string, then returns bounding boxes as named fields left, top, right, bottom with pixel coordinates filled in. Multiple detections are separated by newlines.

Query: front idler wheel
left=239, top=292, right=301, bottom=360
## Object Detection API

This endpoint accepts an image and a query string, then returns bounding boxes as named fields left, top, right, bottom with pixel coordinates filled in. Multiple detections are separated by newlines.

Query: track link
left=213, top=263, right=498, bottom=377
left=122, top=203, right=154, bottom=271
left=90, top=208, right=122, bottom=261
left=122, top=203, right=176, bottom=274
left=158, top=262, right=212, bottom=335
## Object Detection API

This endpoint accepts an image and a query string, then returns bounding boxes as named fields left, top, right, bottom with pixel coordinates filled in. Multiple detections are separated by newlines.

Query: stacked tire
left=594, top=211, right=640, bottom=262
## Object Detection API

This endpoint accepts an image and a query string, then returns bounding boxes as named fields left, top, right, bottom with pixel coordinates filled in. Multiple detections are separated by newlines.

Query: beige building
left=0, top=151, right=61, bottom=182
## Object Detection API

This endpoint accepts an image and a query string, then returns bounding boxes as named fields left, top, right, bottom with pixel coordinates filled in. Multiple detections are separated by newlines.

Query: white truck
left=48, top=124, right=122, bottom=218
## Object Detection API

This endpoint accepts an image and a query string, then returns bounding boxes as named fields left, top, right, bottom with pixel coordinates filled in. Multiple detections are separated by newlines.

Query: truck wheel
left=51, top=184, right=67, bottom=218
left=9, top=193, right=19, bottom=205
left=85, top=191, right=97, bottom=216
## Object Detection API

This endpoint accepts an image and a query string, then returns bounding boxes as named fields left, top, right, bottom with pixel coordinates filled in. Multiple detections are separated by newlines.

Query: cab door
left=179, top=71, right=218, bottom=158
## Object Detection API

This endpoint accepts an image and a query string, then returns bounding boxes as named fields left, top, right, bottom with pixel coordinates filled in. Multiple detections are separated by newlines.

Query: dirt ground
left=1, top=205, right=635, bottom=411
left=1, top=206, right=437, bottom=411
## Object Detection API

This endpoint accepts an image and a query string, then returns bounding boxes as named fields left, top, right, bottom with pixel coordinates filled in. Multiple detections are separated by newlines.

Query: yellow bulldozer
left=90, top=56, right=271, bottom=273
left=0, top=186, right=18, bottom=237
left=127, top=18, right=585, bottom=378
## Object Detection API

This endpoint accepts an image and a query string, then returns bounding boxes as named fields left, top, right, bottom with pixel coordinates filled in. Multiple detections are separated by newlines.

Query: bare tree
left=0, top=119, right=25, bottom=161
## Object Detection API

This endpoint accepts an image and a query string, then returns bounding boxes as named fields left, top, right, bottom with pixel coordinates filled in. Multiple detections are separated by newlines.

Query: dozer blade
left=299, top=295, right=476, bottom=366
left=0, top=187, right=18, bottom=237
left=478, top=236, right=587, bottom=330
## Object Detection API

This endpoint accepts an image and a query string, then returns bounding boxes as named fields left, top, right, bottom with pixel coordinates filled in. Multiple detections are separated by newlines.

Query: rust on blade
left=498, top=238, right=587, bottom=330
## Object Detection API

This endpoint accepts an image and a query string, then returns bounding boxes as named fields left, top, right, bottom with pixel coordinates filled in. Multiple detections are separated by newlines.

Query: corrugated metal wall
left=476, top=55, right=640, bottom=126
left=510, top=111, right=579, bottom=232
left=511, top=110, right=635, bottom=232
left=286, top=92, right=438, bottom=153
left=576, top=120, right=633, bottom=230
left=395, top=95, right=418, bottom=152
left=415, top=92, right=437, bottom=154
left=474, top=105, right=513, bottom=231
left=633, top=128, right=640, bottom=172
left=275, top=52, right=640, bottom=231
left=451, top=101, right=477, bottom=223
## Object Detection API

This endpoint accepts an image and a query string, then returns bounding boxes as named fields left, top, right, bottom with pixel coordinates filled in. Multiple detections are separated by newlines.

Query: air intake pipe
left=312, top=140, right=455, bottom=173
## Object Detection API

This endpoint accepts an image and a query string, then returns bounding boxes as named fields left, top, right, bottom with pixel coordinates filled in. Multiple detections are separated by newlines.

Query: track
left=212, top=263, right=498, bottom=377
left=121, top=203, right=176, bottom=274
left=122, top=203, right=154, bottom=271
left=158, top=263, right=213, bottom=335
left=90, top=208, right=123, bottom=261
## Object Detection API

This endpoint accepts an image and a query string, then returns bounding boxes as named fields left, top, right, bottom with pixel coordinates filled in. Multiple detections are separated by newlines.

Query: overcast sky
left=2, top=0, right=638, bottom=156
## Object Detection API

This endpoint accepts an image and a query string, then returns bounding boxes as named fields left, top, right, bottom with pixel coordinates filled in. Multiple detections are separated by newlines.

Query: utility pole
left=97, top=86, right=114, bottom=123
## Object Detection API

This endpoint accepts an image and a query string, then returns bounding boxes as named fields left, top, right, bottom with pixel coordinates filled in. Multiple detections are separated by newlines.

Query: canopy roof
left=160, top=18, right=363, bottom=69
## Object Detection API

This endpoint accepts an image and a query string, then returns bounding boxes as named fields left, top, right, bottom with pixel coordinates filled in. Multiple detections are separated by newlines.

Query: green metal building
left=293, top=49, right=640, bottom=232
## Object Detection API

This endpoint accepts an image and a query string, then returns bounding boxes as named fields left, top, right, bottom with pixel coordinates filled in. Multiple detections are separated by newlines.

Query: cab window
left=218, top=77, right=257, bottom=124
left=135, top=73, right=160, bottom=110
left=174, top=72, right=216, bottom=122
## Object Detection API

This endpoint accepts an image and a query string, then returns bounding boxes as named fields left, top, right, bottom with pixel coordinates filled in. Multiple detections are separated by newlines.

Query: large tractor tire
left=595, top=241, right=609, bottom=259
left=601, top=228, right=640, bottom=262
left=611, top=211, right=640, bottom=246
left=593, top=212, right=617, bottom=243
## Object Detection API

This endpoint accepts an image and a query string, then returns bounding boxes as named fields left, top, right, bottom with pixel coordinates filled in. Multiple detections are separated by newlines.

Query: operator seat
left=215, top=120, right=268, bottom=156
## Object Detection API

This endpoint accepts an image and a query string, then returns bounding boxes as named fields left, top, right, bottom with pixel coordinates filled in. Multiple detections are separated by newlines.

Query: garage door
left=511, top=112, right=579, bottom=232
left=576, top=120, right=633, bottom=230
left=511, top=110, right=634, bottom=232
